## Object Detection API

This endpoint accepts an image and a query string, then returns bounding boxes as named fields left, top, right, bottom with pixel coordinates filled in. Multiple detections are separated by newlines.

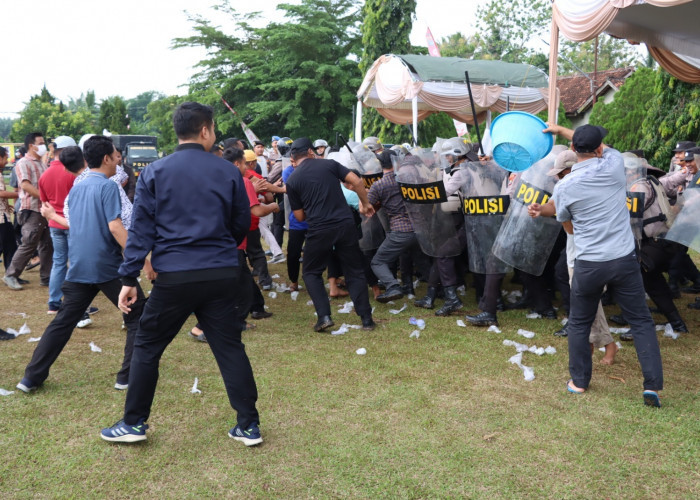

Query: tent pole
left=412, top=97, right=418, bottom=146
left=548, top=17, right=560, bottom=124
left=355, top=100, right=363, bottom=143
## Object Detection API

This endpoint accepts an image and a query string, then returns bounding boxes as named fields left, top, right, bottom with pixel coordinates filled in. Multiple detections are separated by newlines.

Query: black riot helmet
left=277, top=137, right=293, bottom=157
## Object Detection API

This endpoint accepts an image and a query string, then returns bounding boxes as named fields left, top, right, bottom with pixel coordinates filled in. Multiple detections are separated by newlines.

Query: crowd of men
left=2, top=101, right=697, bottom=444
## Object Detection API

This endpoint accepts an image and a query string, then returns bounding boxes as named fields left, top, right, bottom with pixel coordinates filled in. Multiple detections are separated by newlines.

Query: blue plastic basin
left=490, top=111, right=553, bottom=172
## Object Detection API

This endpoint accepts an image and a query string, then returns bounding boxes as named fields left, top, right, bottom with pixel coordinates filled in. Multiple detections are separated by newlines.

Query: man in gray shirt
left=530, top=124, right=663, bottom=408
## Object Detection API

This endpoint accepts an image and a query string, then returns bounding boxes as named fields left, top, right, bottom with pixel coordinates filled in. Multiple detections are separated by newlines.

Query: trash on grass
left=338, top=301, right=354, bottom=314
left=89, top=342, right=102, bottom=353
left=409, top=330, right=420, bottom=338
left=28, top=337, right=41, bottom=342
left=190, top=377, right=201, bottom=394
left=487, top=325, right=502, bottom=333
left=268, top=291, right=277, bottom=299
left=663, top=324, right=679, bottom=339
left=456, top=319, right=467, bottom=327
left=516, top=328, right=535, bottom=339
left=409, top=317, right=426, bottom=330
left=290, top=291, right=299, bottom=301
left=389, top=303, right=407, bottom=315
left=356, top=348, right=367, bottom=355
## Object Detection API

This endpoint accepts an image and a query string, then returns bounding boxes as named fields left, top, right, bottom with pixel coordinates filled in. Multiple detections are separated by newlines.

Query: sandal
left=643, top=390, right=661, bottom=408
left=188, top=329, right=207, bottom=342
left=567, top=379, right=586, bottom=394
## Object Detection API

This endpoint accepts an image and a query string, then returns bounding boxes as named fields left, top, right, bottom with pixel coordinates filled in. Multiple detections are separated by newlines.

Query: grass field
left=1, top=260, right=699, bottom=498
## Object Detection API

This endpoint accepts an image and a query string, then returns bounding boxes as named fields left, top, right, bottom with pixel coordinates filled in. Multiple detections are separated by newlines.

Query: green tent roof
left=397, top=54, right=548, bottom=88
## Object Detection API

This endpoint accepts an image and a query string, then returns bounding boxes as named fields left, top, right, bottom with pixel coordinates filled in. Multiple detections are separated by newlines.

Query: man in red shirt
left=39, top=136, right=79, bottom=313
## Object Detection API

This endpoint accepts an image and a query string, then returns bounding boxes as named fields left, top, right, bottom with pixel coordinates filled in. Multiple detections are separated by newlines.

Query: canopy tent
left=548, top=0, right=700, bottom=121
left=355, top=54, right=551, bottom=143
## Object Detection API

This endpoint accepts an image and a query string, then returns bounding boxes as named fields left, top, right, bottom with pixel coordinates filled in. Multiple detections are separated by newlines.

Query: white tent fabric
left=356, top=54, right=550, bottom=131
left=551, top=0, right=700, bottom=82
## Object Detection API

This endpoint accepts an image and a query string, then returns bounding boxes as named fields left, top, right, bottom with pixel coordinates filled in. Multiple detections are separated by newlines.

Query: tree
left=559, top=34, right=639, bottom=75
left=143, top=95, right=186, bottom=154
left=174, top=0, right=363, bottom=142
left=99, top=96, right=130, bottom=134
left=0, top=117, right=15, bottom=141
left=10, top=87, right=96, bottom=141
left=126, top=91, right=166, bottom=133
left=438, top=32, right=478, bottom=59
left=588, top=67, right=655, bottom=153
left=640, top=69, right=700, bottom=170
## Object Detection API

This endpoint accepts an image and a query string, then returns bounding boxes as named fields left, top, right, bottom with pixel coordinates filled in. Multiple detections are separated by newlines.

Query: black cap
left=683, top=147, right=700, bottom=161
left=290, top=137, right=314, bottom=155
left=673, top=140, right=696, bottom=152
left=572, top=124, right=608, bottom=153
left=253, top=140, right=264, bottom=146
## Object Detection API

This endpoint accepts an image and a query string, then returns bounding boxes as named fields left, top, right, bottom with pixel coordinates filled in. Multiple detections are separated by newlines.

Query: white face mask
left=34, top=144, right=47, bottom=157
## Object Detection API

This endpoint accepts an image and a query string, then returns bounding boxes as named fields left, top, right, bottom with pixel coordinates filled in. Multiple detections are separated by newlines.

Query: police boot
left=401, top=277, right=415, bottom=296
left=465, top=311, right=498, bottom=326
left=667, top=310, right=689, bottom=333
left=435, top=286, right=463, bottom=316
left=414, top=287, right=437, bottom=309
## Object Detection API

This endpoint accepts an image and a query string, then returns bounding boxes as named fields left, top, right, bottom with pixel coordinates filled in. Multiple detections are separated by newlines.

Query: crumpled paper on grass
left=330, top=324, right=362, bottom=336
left=516, top=328, right=535, bottom=339
left=190, top=378, right=201, bottom=394
left=89, top=342, right=102, bottom=353
left=389, top=303, right=407, bottom=315
left=356, top=348, right=366, bottom=355
left=409, top=317, right=426, bottom=330
left=338, top=301, right=354, bottom=314
left=0, top=388, right=14, bottom=396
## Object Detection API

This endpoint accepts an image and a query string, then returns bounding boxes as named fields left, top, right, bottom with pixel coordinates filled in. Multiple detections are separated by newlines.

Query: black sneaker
left=314, top=315, right=334, bottom=332
left=376, top=286, right=404, bottom=304
left=619, top=331, right=634, bottom=341
left=465, top=311, right=498, bottom=327
left=539, top=308, right=557, bottom=320
left=0, top=329, right=16, bottom=341
left=101, top=420, right=149, bottom=443
left=361, top=317, right=376, bottom=331
left=553, top=326, right=568, bottom=337
left=228, top=423, right=263, bottom=446
left=250, top=310, right=273, bottom=319
left=609, top=314, right=628, bottom=326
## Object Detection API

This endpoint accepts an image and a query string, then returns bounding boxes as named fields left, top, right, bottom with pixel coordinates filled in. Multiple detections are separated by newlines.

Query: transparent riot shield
left=491, top=146, right=566, bottom=276
left=358, top=211, right=386, bottom=252
left=664, top=188, right=700, bottom=252
left=624, top=154, right=647, bottom=246
left=328, top=149, right=360, bottom=171
left=352, top=144, right=383, bottom=189
left=394, top=150, right=462, bottom=257
left=460, top=160, right=510, bottom=273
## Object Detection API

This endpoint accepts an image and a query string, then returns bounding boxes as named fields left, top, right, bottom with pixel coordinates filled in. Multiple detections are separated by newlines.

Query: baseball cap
left=253, top=140, right=264, bottom=147
left=673, top=140, right=696, bottom=152
left=682, top=147, right=700, bottom=162
left=54, top=136, right=77, bottom=149
left=572, top=124, right=608, bottom=153
left=290, top=137, right=314, bottom=155
left=547, top=150, right=578, bottom=176
left=243, top=150, right=257, bottom=162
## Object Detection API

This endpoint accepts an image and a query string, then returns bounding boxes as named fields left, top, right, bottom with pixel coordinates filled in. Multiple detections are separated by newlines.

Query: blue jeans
left=48, top=227, right=69, bottom=310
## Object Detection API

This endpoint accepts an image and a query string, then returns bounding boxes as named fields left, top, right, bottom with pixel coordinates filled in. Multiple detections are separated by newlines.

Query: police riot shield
left=358, top=211, right=386, bottom=252
left=663, top=188, right=700, bottom=252
left=328, top=148, right=360, bottom=171
left=624, top=153, right=647, bottom=246
left=352, top=144, right=383, bottom=190
left=491, top=146, right=565, bottom=276
left=394, top=150, right=462, bottom=257
left=460, top=160, right=510, bottom=274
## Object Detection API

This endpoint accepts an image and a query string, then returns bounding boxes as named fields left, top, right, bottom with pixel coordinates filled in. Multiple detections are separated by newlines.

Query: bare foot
left=567, top=379, right=586, bottom=393
left=330, top=289, right=349, bottom=298
left=600, top=341, right=619, bottom=365
left=372, top=285, right=381, bottom=300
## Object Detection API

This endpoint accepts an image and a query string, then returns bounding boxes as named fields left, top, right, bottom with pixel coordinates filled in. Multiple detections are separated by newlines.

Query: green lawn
left=1, top=262, right=699, bottom=498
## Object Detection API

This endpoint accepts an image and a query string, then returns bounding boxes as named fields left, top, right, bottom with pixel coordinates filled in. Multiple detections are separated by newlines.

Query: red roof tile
left=557, top=67, right=635, bottom=115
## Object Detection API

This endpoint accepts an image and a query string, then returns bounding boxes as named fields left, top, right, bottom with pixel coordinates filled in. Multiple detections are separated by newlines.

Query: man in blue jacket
left=101, top=102, right=263, bottom=446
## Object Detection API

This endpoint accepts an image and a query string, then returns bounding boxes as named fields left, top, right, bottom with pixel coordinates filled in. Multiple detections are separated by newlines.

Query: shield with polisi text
left=460, top=160, right=510, bottom=274
left=624, top=153, right=647, bottom=246
left=491, top=146, right=565, bottom=276
left=394, top=149, right=462, bottom=257
left=663, top=188, right=700, bottom=252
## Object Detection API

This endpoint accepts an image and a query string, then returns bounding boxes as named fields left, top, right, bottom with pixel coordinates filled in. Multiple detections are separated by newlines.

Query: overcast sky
left=1, top=0, right=488, bottom=118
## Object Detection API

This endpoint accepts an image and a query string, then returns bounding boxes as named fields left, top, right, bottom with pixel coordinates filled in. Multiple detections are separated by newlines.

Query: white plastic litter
left=487, top=325, right=502, bottom=333
left=371, top=307, right=376, bottom=314
left=545, top=346, right=557, bottom=355
left=291, top=291, right=299, bottom=301
left=0, top=388, right=14, bottom=396
left=413, top=279, right=420, bottom=288
left=190, top=378, right=201, bottom=394
left=19, top=323, right=31, bottom=335
left=306, top=300, right=314, bottom=306
left=655, top=324, right=667, bottom=332
left=561, top=318, right=568, bottom=326
left=28, top=337, right=41, bottom=342
left=389, top=303, right=407, bottom=315
left=508, top=352, right=523, bottom=365
left=503, top=339, right=515, bottom=346
left=616, top=341, right=623, bottom=349
left=89, top=342, right=102, bottom=353
left=516, top=328, right=535, bottom=339
left=271, top=274, right=280, bottom=279
left=274, top=282, right=290, bottom=292
left=522, top=365, right=535, bottom=381
left=6, top=328, right=18, bottom=336
left=409, top=330, right=420, bottom=338
left=663, top=324, right=679, bottom=339
left=356, top=348, right=367, bottom=355
left=386, top=301, right=395, bottom=305
left=331, top=323, right=360, bottom=335
left=338, top=301, right=354, bottom=314
left=409, top=317, right=426, bottom=330
left=268, top=291, right=277, bottom=299
left=456, top=320, right=467, bottom=327
left=457, top=285, right=466, bottom=296
left=525, top=312, right=541, bottom=319
left=609, top=327, right=630, bottom=334
left=407, top=294, right=415, bottom=300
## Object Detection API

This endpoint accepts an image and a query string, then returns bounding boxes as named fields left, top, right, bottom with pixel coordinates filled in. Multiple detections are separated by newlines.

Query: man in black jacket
left=101, top=102, right=263, bottom=446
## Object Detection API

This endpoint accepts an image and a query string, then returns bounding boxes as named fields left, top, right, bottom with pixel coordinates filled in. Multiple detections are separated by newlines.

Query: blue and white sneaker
left=100, top=420, right=148, bottom=443
left=16, top=377, right=39, bottom=393
left=228, top=423, right=263, bottom=446
left=86, top=306, right=99, bottom=315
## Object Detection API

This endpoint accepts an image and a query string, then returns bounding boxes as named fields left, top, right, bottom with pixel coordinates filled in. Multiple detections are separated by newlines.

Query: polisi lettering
left=397, top=180, right=448, bottom=204
left=515, top=181, right=551, bottom=206
left=463, top=195, right=509, bottom=216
